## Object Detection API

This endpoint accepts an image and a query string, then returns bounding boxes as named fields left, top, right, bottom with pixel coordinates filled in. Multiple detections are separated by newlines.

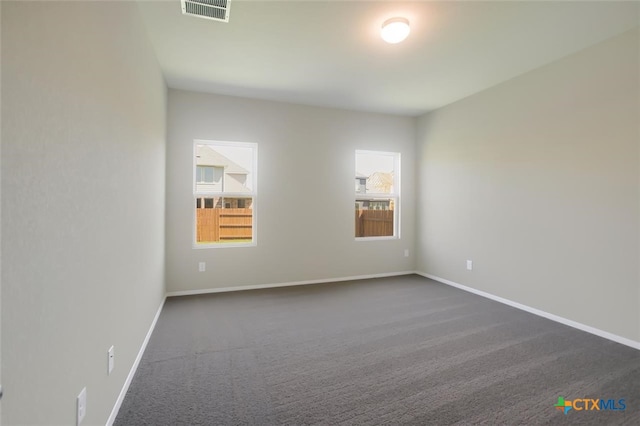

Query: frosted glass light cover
left=381, top=18, right=410, bottom=44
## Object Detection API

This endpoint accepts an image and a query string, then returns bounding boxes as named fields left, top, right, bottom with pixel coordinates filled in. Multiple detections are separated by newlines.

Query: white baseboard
left=415, top=272, right=640, bottom=351
left=106, top=297, right=166, bottom=426
left=166, top=271, right=415, bottom=297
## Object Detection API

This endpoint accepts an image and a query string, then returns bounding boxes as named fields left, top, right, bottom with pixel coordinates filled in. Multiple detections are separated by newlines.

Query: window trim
left=193, top=140, right=258, bottom=249
left=354, top=150, right=400, bottom=241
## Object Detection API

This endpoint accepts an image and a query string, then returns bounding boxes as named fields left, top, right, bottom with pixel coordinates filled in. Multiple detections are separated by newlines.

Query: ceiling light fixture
left=381, top=17, right=410, bottom=44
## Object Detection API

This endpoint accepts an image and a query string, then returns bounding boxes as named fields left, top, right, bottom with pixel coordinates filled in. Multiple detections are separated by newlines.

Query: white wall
left=166, top=90, right=415, bottom=293
left=1, top=2, right=166, bottom=424
left=416, top=29, right=640, bottom=342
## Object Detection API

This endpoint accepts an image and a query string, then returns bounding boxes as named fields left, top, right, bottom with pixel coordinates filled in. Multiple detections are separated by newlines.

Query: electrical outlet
left=199, top=262, right=206, bottom=272
left=404, top=249, right=409, bottom=257
left=466, top=260, right=473, bottom=270
left=77, top=387, right=87, bottom=425
left=108, top=346, right=115, bottom=375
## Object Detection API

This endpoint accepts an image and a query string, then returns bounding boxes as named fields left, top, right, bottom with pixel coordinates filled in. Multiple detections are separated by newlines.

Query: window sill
left=193, top=242, right=257, bottom=249
left=355, top=236, right=398, bottom=242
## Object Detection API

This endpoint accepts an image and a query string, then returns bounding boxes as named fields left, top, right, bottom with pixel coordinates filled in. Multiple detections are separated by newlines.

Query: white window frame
left=193, top=140, right=258, bottom=249
left=355, top=150, right=400, bottom=241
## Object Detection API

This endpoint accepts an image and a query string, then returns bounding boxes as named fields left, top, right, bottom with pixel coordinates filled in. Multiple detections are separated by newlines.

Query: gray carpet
left=115, top=275, right=640, bottom=425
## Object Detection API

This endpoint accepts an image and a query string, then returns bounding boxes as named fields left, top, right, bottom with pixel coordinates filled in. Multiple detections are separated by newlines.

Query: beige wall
left=416, top=29, right=640, bottom=341
left=166, top=90, right=416, bottom=293
left=1, top=2, right=166, bottom=424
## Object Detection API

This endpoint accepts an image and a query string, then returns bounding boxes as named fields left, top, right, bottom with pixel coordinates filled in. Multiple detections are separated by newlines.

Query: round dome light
left=381, top=17, right=410, bottom=44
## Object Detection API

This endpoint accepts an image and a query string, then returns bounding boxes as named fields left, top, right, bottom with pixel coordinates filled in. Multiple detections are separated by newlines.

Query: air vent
left=181, top=0, right=230, bottom=23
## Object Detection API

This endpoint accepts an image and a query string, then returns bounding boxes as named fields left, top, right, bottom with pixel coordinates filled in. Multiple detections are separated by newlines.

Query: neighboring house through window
left=355, top=150, right=400, bottom=239
left=194, top=141, right=257, bottom=247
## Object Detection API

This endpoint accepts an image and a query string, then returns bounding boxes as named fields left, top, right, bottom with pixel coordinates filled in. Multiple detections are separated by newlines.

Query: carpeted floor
left=114, top=274, right=640, bottom=425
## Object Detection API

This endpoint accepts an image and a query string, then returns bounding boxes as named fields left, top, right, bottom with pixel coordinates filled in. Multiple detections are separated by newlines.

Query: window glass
left=355, top=150, right=400, bottom=239
left=194, top=141, right=257, bottom=247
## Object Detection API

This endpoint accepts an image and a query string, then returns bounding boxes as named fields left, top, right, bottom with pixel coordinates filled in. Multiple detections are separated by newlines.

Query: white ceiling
left=137, top=0, right=639, bottom=116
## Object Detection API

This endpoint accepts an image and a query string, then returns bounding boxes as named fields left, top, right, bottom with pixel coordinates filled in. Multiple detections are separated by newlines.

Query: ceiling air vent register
left=181, top=0, right=231, bottom=23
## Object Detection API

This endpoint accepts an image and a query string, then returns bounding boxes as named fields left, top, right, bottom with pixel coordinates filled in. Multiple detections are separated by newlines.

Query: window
left=194, top=141, right=257, bottom=247
left=355, top=150, right=400, bottom=239
left=196, top=165, right=223, bottom=189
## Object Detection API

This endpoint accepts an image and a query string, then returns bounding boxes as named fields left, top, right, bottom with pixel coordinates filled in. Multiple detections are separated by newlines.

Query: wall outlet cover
left=108, top=346, right=115, bottom=375
left=77, top=387, right=87, bottom=425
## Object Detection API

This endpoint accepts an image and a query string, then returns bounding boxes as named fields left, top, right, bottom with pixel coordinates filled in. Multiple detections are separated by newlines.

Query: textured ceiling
left=138, top=0, right=639, bottom=116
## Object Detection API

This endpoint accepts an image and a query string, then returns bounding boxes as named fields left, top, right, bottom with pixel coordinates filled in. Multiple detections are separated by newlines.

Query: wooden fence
left=355, top=209, right=394, bottom=237
left=197, top=208, right=253, bottom=242
left=197, top=208, right=392, bottom=241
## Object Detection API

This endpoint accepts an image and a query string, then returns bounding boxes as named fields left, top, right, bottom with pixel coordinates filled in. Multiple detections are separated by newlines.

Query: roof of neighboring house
left=196, top=145, right=248, bottom=174
left=366, top=171, right=393, bottom=193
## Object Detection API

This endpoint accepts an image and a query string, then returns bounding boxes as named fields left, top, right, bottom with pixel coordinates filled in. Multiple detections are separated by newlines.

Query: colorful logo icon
left=555, top=397, right=572, bottom=414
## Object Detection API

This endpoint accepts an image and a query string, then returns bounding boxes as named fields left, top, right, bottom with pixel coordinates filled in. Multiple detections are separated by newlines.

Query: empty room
left=1, top=0, right=639, bottom=425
